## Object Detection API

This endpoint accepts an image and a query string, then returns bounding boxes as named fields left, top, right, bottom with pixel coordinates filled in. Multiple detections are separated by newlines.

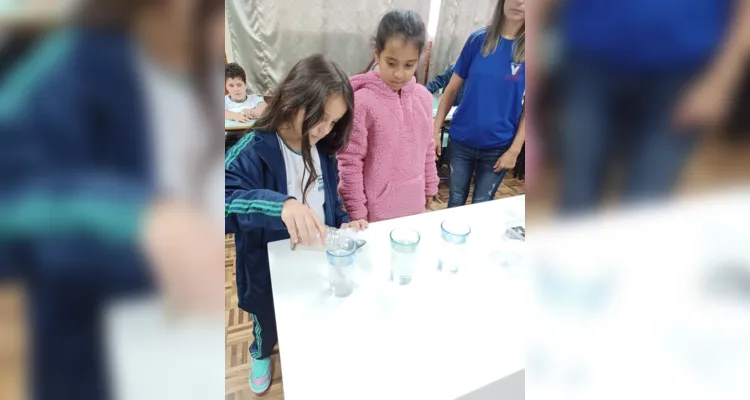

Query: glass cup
left=326, top=237, right=357, bottom=298
left=389, top=228, right=421, bottom=285
left=438, top=220, right=471, bottom=273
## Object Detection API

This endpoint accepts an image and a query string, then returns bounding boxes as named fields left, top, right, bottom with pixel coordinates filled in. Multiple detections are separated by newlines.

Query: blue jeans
left=447, top=139, right=508, bottom=208
left=558, top=54, right=700, bottom=214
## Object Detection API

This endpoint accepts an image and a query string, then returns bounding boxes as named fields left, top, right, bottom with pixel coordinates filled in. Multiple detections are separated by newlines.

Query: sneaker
left=249, top=356, right=272, bottom=394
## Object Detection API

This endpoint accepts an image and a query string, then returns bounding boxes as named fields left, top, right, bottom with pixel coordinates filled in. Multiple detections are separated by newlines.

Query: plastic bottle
left=290, top=226, right=357, bottom=252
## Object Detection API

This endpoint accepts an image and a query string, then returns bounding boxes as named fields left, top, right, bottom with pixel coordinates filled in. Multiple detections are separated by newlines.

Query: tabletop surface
left=269, top=195, right=526, bottom=400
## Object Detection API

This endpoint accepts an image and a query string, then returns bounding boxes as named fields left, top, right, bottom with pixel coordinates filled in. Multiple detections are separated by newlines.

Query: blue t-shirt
left=449, top=29, right=525, bottom=149
left=562, top=0, right=732, bottom=70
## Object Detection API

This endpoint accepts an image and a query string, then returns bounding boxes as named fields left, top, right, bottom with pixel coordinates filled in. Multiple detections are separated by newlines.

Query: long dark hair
left=76, top=0, right=222, bottom=103
left=484, top=0, right=525, bottom=62
left=253, top=54, right=354, bottom=205
left=373, top=9, right=427, bottom=55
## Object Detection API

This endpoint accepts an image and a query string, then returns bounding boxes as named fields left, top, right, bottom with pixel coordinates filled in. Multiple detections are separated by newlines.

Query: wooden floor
left=224, top=175, right=526, bottom=399
left=0, top=284, right=26, bottom=400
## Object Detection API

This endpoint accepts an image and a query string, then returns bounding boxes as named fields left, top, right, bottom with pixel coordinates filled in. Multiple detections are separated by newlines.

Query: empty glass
left=438, top=220, right=471, bottom=273
left=326, top=236, right=357, bottom=297
left=390, top=228, right=421, bottom=285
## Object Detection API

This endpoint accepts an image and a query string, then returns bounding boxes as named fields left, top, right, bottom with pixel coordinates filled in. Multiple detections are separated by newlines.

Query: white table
left=269, top=195, right=527, bottom=400
left=528, top=188, right=750, bottom=400
left=105, top=297, right=224, bottom=400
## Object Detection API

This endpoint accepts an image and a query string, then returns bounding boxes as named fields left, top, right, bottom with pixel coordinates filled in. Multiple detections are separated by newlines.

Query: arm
left=425, top=65, right=454, bottom=94
left=251, top=101, right=267, bottom=118
left=329, top=159, right=351, bottom=228
left=433, top=73, right=465, bottom=154
left=423, top=97, right=440, bottom=197
left=434, top=34, right=477, bottom=154
left=509, top=109, right=526, bottom=154
left=226, top=110, right=248, bottom=122
left=332, top=192, right=351, bottom=229
left=494, top=109, right=526, bottom=172
left=0, top=178, right=153, bottom=291
left=704, top=0, right=750, bottom=90
left=0, top=116, right=153, bottom=291
left=0, top=31, right=155, bottom=288
left=337, top=98, right=370, bottom=221
left=675, top=0, right=750, bottom=127
left=333, top=193, right=351, bottom=228
left=225, top=135, right=292, bottom=233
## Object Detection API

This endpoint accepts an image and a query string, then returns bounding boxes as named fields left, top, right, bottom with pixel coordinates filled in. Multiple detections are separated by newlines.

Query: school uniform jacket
left=0, top=28, right=154, bottom=400
left=225, top=130, right=350, bottom=315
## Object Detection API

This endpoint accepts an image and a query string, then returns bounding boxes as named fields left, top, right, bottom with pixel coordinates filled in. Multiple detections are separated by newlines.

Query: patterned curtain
left=226, top=0, right=431, bottom=95
left=427, top=0, right=496, bottom=82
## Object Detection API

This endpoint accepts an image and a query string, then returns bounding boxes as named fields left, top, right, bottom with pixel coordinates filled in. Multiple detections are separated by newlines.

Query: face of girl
left=376, top=36, right=420, bottom=92
left=292, top=94, right=348, bottom=146
left=504, top=0, right=525, bottom=22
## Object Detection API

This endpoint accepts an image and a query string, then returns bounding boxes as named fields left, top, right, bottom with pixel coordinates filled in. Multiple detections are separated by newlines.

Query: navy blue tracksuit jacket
left=0, top=29, right=155, bottom=399
left=225, top=130, right=349, bottom=315
left=425, top=64, right=465, bottom=106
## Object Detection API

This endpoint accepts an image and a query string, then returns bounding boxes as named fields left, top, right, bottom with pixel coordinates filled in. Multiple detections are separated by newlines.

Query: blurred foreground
left=1, top=1, right=224, bottom=399
left=526, top=0, right=750, bottom=398
left=528, top=187, right=750, bottom=399
left=527, top=0, right=750, bottom=210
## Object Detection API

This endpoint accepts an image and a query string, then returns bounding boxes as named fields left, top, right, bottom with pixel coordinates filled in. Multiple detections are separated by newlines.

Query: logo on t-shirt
left=506, top=63, right=523, bottom=82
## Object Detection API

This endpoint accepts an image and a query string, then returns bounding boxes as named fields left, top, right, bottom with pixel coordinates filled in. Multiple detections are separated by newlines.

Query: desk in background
left=225, top=119, right=255, bottom=131
left=225, top=119, right=255, bottom=152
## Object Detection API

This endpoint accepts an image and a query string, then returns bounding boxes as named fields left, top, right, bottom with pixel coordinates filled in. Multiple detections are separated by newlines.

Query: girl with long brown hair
left=225, top=54, right=367, bottom=394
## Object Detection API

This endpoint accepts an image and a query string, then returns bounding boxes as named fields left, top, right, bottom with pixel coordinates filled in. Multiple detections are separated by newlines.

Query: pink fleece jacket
left=338, top=72, right=439, bottom=223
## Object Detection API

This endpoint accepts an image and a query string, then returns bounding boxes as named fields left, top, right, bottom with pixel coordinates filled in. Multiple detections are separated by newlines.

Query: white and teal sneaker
left=249, top=356, right=272, bottom=394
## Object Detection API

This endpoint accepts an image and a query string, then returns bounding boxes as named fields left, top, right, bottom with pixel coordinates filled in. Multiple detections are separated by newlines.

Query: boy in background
left=225, top=62, right=265, bottom=122
left=425, top=62, right=465, bottom=106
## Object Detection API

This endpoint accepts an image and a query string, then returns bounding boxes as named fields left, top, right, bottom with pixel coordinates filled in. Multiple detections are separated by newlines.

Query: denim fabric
left=447, top=139, right=509, bottom=208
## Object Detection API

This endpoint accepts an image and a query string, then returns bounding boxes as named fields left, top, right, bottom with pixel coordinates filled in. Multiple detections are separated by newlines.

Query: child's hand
left=341, top=219, right=368, bottom=231
left=227, top=111, right=249, bottom=123
left=141, top=200, right=223, bottom=314
left=425, top=196, right=433, bottom=210
left=281, top=198, right=327, bottom=246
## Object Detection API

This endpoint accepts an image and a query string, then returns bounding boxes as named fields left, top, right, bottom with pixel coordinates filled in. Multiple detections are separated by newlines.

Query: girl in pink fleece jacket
left=338, top=9, right=439, bottom=223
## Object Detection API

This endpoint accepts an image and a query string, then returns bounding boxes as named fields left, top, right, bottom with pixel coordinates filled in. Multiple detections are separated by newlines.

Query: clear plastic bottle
left=290, top=226, right=356, bottom=252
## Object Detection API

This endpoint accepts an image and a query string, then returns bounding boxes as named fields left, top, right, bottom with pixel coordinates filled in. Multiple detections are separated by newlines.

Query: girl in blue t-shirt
left=433, top=0, right=526, bottom=207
